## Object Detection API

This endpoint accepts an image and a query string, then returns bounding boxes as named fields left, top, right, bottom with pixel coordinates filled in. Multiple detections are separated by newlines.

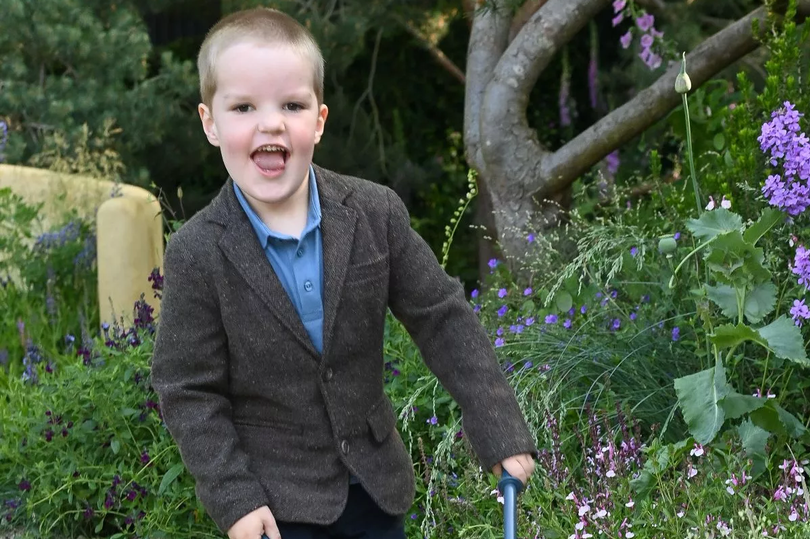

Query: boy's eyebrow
left=220, top=89, right=315, bottom=102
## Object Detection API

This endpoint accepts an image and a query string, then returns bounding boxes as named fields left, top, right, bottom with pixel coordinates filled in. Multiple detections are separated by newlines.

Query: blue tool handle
left=498, top=470, right=523, bottom=539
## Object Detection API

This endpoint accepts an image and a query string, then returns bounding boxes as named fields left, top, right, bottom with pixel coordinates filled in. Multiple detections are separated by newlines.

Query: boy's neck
left=252, top=179, right=310, bottom=239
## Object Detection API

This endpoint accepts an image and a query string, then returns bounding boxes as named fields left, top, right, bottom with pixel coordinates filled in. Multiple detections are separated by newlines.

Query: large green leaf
left=705, top=283, right=777, bottom=323
left=758, top=316, right=809, bottom=365
left=674, top=357, right=731, bottom=444
left=686, top=209, right=743, bottom=241
left=705, top=231, right=770, bottom=288
left=743, top=208, right=784, bottom=245
left=744, top=283, right=777, bottom=324
left=706, top=284, right=739, bottom=319
left=750, top=401, right=806, bottom=438
left=721, top=392, right=766, bottom=419
left=738, top=419, right=770, bottom=476
left=710, top=323, right=766, bottom=349
left=158, top=463, right=186, bottom=495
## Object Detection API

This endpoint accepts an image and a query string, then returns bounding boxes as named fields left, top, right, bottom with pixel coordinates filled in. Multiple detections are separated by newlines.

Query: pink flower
left=613, top=0, right=627, bottom=12
left=620, top=31, right=632, bottom=49
left=636, top=13, right=655, bottom=31
left=612, top=13, right=624, bottom=27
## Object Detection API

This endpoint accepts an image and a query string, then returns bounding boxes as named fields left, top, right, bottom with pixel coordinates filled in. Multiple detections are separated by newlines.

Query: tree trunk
left=463, top=0, right=810, bottom=268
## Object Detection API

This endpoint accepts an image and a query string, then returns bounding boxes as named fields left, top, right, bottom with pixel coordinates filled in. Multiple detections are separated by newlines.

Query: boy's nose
left=258, top=110, right=285, bottom=133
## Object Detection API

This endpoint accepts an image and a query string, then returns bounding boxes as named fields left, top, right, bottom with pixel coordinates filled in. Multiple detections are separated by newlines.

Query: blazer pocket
left=366, top=396, right=397, bottom=444
left=344, top=255, right=388, bottom=287
left=232, top=417, right=305, bottom=436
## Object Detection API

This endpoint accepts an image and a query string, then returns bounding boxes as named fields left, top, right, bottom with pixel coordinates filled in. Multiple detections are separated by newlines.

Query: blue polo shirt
left=233, top=166, right=324, bottom=353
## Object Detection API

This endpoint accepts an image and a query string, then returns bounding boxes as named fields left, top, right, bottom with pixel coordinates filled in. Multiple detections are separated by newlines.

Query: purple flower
left=630, top=246, right=638, bottom=257
left=580, top=305, right=588, bottom=314
left=545, top=314, right=558, bottom=324
left=498, top=288, right=508, bottom=298
left=140, top=451, right=150, bottom=465
left=524, top=287, right=532, bottom=296
left=495, top=338, right=505, bottom=348
left=636, top=13, right=655, bottom=32
left=606, top=150, right=620, bottom=176
left=790, top=299, right=810, bottom=326
left=793, top=246, right=810, bottom=289
left=473, top=304, right=481, bottom=313
left=613, top=0, right=627, bottom=12
left=525, top=317, right=535, bottom=326
left=759, top=103, right=810, bottom=214
left=497, top=305, right=508, bottom=317
left=674, top=232, right=681, bottom=240
left=672, top=327, right=680, bottom=341
left=630, top=312, right=637, bottom=321
left=527, top=233, right=535, bottom=243
left=83, top=506, right=94, bottom=519
left=18, top=480, right=30, bottom=491
left=488, top=258, right=499, bottom=269
left=620, top=31, right=632, bottom=49
left=471, top=289, right=479, bottom=299
left=427, top=416, right=438, bottom=425
left=640, top=34, right=654, bottom=49
left=563, top=319, right=572, bottom=329
left=496, top=327, right=504, bottom=336
left=612, top=319, right=621, bottom=330
left=612, top=13, right=624, bottom=27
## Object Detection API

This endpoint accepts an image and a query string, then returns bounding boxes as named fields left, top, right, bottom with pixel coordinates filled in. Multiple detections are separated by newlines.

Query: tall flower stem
left=676, top=52, right=701, bottom=214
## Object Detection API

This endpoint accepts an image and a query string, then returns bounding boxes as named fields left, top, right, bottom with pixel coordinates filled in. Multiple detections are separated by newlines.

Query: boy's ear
left=313, top=103, right=329, bottom=145
left=198, top=103, right=220, bottom=147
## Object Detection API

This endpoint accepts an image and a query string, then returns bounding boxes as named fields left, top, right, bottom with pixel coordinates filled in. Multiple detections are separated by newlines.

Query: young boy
left=150, top=7, right=536, bottom=539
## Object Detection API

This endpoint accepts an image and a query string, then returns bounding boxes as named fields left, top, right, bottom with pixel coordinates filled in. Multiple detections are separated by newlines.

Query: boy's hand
left=227, top=505, right=280, bottom=539
left=491, top=453, right=535, bottom=486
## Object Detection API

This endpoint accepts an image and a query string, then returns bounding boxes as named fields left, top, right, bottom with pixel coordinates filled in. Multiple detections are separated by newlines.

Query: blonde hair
left=197, top=7, right=324, bottom=107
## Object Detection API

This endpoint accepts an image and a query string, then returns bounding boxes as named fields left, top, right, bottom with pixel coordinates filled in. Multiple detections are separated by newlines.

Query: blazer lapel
left=210, top=180, right=319, bottom=360
left=317, top=168, right=357, bottom=360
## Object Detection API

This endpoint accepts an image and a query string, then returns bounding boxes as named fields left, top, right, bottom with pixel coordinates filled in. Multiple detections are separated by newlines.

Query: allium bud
left=675, top=52, right=692, bottom=94
left=658, top=237, right=677, bottom=254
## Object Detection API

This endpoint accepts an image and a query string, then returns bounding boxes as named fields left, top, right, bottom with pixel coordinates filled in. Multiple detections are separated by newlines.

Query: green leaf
left=721, top=393, right=766, bottom=419
left=705, top=284, right=738, bottom=318
left=686, top=209, right=742, bottom=241
left=710, top=323, right=765, bottom=349
left=738, top=419, right=770, bottom=476
left=705, top=231, right=769, bottom=288
left=554, top=291, right=573, bottom=313
left=751, top=401, right=806, bottom=438
left=674, top=357, right=731, bottom=444
left=713, top=133, right=726, bottom=150
left=158, top=463, right=186, bottom=495
left=743, top=208, right=784, bottom=245
left=758, top=316, right=809, bottom=365
left=110, top=439, right=120, bottom=454
left=743, top=283, right=777, bottom=324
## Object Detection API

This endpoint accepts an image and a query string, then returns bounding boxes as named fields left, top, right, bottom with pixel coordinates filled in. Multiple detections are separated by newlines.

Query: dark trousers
left=276, top=484, right=406, bottom=539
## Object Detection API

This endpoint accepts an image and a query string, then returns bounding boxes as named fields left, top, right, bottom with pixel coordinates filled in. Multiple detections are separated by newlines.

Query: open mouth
left=251, top=145, right=288, bottom=173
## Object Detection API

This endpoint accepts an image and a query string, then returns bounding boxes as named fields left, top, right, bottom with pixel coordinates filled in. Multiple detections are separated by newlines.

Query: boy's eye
left=284, top=103, right=304, bottom=112
left=234, top=104, right=252, bottom=113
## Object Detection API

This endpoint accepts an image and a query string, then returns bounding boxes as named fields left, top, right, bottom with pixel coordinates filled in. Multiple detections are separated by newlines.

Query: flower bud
left=675, top=52, right=692, bottom=94
left=658, top=237, right=677, bottom=254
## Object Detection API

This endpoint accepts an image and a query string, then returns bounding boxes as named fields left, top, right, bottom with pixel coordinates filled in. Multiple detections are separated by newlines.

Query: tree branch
left=394, top=15, right=466, bottom=84
left=508, top=0, right=550, bottom=43
left=537, top=1, right=810, bottom=196
left=480, top=0, right=608, bottom=190
left=464, top=0, right=512, bottom=172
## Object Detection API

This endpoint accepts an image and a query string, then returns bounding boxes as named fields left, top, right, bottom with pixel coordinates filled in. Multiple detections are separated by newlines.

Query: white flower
left=566, top=491, right=576, bottom=501
left=690, top=444, right=704, bottom=457
left=688, top=467, right=698, bottom=479
left=706, top=196, right=716, bottom=210
left=606, top=469, right=616, bottom=478
left=677, top=511, right=685, bottom=518
left=490, top=489, right=504, bottom=504
left=579, top=503, right=591, bottom=516
left=720, top=196, right=732, bottom=209
left=790, top=512, right=799, bottom=522
left=596, top=508, right=608, bottom=518
left=576, top=521, right=586, bottom=531
left=626, top=500, right=635, bottom=508
left=626, top=533, right=635, bottom=538
left=726, top=486, right=735, bottom=495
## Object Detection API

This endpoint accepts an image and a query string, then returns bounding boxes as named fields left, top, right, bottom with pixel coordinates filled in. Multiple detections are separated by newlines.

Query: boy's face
left=199, top=42, right=328, bottom=214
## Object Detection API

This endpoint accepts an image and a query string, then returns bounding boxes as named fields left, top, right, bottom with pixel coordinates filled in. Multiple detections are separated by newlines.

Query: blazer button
left=323, top=368, right=333, bottom=382
left=341, top=440, right=349, bottom=455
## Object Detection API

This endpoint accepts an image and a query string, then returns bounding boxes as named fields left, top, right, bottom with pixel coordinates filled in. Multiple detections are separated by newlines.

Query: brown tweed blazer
left=150, top=165, right=536, bottom=533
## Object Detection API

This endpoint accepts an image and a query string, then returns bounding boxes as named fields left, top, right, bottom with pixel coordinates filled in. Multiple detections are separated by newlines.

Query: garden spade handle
left=498, top=470, right=523, bottom=539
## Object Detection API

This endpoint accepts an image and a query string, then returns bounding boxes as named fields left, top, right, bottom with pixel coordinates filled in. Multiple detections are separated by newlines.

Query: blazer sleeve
left=384, top=188, right=537, bottom=470
left=151, top=233, right=269, bottom=533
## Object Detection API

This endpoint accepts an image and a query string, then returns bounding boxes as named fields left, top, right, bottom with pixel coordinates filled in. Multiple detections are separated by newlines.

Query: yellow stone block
left=0, top=164, right=163, bottom=327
